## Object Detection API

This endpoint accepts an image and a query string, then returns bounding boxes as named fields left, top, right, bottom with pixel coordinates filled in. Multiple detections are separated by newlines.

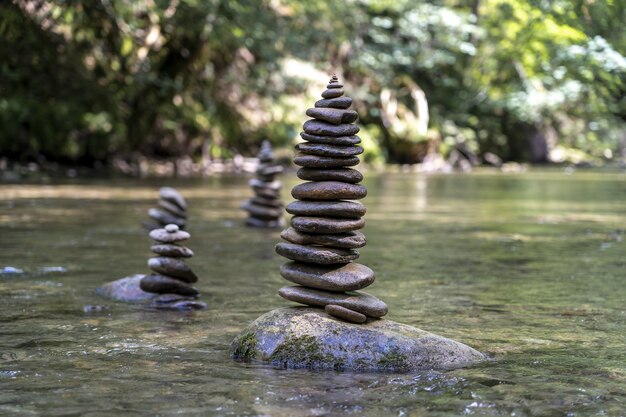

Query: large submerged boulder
left=96, top=274, right=153, bottom=302
left=231, top=307, right=485, bottom=372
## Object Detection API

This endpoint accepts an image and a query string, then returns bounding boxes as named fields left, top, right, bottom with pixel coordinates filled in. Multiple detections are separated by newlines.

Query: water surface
left=1, top=169, right=624, bottom=416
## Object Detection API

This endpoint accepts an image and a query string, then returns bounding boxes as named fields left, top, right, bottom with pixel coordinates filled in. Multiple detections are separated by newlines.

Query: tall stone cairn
left=143, top=187, right=187, bottom=231
left=275, top=75, right=388, bottom=324
left=140, top=224, right=200, bottom=299
left=241, top=140, right=285, bottom=228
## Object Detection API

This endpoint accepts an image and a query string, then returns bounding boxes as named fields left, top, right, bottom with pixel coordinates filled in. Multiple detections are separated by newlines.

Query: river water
left=0, top=169, right=624, bottom=416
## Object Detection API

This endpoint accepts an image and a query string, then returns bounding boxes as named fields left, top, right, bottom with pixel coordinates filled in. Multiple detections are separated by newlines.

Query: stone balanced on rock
left=143, top=187, right=188, bottom=230
left=275, top=74, right=386, bottom=324
left=241, top=140, right=285, bottom=228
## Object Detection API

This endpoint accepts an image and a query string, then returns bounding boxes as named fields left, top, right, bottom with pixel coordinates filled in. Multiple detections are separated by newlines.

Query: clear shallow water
left=0, top=169, right=624, bottom=416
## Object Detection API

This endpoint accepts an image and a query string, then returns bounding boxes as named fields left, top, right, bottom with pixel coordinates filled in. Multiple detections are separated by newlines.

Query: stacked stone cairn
left=140, top=224, right=204, bottom=307
left=241, top=140, right=285, bottom=228
left=143, top=187, right=187, bottom=231
left=275, top=75, right=388, bottom=324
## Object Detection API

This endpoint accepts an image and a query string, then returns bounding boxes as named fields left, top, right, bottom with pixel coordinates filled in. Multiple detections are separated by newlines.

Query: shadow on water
left=0, top=169, right=625, bottom=416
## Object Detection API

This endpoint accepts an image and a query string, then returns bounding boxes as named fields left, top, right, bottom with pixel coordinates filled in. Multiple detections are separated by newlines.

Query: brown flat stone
left=148, top=208, right=186, bottom=227
left=293, top=153, right=360, bottom=168
left=297, top=168, right=363, bottom=184
left=325, top=304, right=367, bottom=323
left=158, top=199, right=187, bottom=218
left=149, top=228, right=190, bottom=243
left=159, top=187, right=187, bottom=210
left=250, top=196, right=283, bottom=208
left=296, top=143, right=364, bottom=158
left=275, top=243, right=359, bottom=265
left=305, top=108, right=358, bottom=125
left=314, top=97, right=353, bottom=109
left=327, top=82, right=343, bottom=89
left=300, top=132, right=360, bottom=146
left=140, top=274, right=198, bottom=296
left=291, top=216, right=365, bottom=234
left=286, top=200, right=366, bottom=218
left=241, top=202, right=282, bottom=219
left=150, top=244, right=194, bottom=258
left=321, top=88, right=344, bottom=99
left=303, top=120, right=359, bottom=137
left=147, top=257, right=198, bottom=283
left=278, top=286, right=388, bottom=318
left=280, top=262, right=374, bottom=291
left=292, top=181, right=367, bottom=200
left=281, top=228, right=366, bottom=248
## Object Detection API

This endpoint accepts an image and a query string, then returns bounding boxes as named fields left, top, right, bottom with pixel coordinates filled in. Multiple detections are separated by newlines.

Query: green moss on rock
left=232, top=332, right=258, bottom=361
left=377, top=347, right=409, bottom=372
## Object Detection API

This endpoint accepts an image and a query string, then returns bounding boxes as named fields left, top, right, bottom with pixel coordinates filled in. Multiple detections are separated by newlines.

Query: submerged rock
left=96, top=274, right=153, bottom=302
left=231, top=307, right=485, bottom=372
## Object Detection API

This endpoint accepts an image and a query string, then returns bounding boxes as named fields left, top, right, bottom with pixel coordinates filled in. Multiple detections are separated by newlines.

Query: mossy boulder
left=231, top=307, right=485, bottom=372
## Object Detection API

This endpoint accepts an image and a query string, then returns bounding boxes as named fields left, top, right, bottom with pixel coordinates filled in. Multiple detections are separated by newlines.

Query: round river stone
left=297, top=168, right=363, bottom=184
left=147, top=257, right=198, bottom=283
left=303, top=120, right=360, bottom=137
left=149, top=228, right=190, bottom=243
left=291, top=181, right=367, bottom=200
left=291, top=216, right=365, bottom=234
left=325, top=304, right=367, bottom=324
left=150, top=244, right=194, bottom=258
left=314, top=97, right=353, bottom=109
left=295, top=143, right=364, bottom=158
left=280, top=261, right=374, bottom=291
left=278, top=286, right=388, bottom=318
left=280, top=228, right=366, bottom=249
left=140, top=274, right=199, bottom=296
left=305, top=108, right=358, bottom=125
left=275, top=243, right=359, bottom=265
left=293, top=153, right=360, bottom=168
left=300, top=132, right=360, bottom=146
left=286, top=200, right=366, bottom=218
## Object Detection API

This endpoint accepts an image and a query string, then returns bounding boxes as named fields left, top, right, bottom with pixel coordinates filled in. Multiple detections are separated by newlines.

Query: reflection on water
left=0, top=169, right=625, bottom=416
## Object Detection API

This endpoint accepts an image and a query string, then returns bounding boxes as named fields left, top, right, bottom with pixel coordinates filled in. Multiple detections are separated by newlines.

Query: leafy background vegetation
left=1, top=0, right=624, bottom=167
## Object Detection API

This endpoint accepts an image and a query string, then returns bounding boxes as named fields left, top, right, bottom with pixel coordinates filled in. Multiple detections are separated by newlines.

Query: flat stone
left=303, top=120, right=359, bottom=137
left=305, top=108, right=358, bottom=125
left=315, top=97, right=353, bottom=109
left=241, top=202, right=282, bottom=219
left=275, top=243, right=359, bottom=265
left=279, top=286, right=388, bottom=317
left=246, top=217, right=285, bottom=229
left=149, top=228, right=190, bottom=243
left=321, top=88, right=344, bottom=99
left=140, top=274, right=199, bottom=296
left=280, top=262, right=374, bottom=291
left=150, top=244, right=194, bottom=258
left=293, top=153, right=360, bottom=168
left=257, top=164, right=283, bottom=176
left=291, top=216, right=365, bottom=234
left=231, top=307, right=485, bottom=371
left=297, top=168, right=363, bottom=184
left=250, top=196, right=283, bottom=208
left=158, top=199, right=187, bottom=218
left=147, top=257, right=198, bottom=283
left=300, top=132, right=361, bottom=146
left=325, top=304, right=367, bottom=324
left=159, top=187, right=187, bottom=210
left=148, top=208, right=185, bottom=227
left=292, top=181, right=367, bottom=200
left=96, top=274, right=154, bottom=302
left=148, top=294, right=207, bottom=310
left=250, top=178, right=281, bottom=191
left=295, top=143, right=364, bottom=158
left=281, top=228, right=366, bottom=249
left=253, top=186, right=280, bottom=199
left=327, top=82, right=343, bottom=89
left=286, top=200, right=366, bottom=218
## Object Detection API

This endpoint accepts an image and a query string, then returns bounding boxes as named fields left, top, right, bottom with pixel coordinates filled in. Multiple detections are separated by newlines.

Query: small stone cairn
left=140, top=224, right=202, bottom=303
left=143, top=187, right=188, bottom=230
left=275, top=75, right=388, bottom=324
left=241, top=140, right=285, bottom=228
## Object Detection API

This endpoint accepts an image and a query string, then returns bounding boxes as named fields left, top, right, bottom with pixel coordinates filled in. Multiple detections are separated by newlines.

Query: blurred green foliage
left=1, top=0, right=624, bottom=166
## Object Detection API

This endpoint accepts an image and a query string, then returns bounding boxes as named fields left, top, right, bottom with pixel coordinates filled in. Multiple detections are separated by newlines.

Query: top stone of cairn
left=276, top=75, right=387, bottom=324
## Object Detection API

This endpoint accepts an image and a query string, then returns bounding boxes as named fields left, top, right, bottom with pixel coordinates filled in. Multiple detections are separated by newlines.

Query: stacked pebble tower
left=143, top=187, right=187, bottom=230
left=241, top=140, right=285, bottom=228
left=275, top=75, right=388, bottom=324
left=140, top=224, right=200, bottom=299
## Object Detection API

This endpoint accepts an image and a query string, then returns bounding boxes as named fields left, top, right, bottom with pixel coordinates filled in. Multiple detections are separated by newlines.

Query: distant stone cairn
left=241, top=140, right=285, bottom=228
left=144, top=187, right=187, bottom=230
left=275, top=75, right=388, bottom=323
